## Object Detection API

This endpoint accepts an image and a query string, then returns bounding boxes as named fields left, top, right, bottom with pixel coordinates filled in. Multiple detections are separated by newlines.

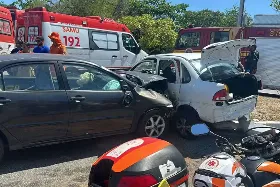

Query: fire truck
left=11, top=7, right=147, bottom=69
left=0, top=6, right=15, bottom=54
left=174, top=26, right=280, bottom=90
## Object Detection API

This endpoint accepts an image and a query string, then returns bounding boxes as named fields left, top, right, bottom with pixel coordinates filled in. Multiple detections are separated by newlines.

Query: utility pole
left=237, top=0, right=245, bottom=27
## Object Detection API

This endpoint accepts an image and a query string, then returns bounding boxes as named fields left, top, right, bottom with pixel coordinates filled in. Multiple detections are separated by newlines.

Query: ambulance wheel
left=137, top=110, right=169, bottom=138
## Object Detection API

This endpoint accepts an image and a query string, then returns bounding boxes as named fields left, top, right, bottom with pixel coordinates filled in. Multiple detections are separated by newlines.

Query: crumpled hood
left=201, top=39, right=256, bottom=68
left=124, top=71, right=168, bottom=94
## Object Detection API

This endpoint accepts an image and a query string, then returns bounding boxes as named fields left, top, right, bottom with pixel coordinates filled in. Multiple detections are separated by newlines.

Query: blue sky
left=2, top=0, right=278, bottom=16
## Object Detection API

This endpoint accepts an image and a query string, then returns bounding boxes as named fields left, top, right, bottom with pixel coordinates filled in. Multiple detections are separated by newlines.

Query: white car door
left=157, top=57, right=181, bottom=105
left=120, top=33, right=148, bottom=67
left=88, top=30, right=122, bottom=67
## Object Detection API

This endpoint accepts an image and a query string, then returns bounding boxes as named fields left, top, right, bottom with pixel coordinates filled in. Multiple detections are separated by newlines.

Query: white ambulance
left=18, top=7, right=148, bottom=69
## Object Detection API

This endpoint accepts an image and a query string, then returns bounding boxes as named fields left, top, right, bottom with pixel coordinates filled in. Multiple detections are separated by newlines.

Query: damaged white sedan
left=125, top=39, right=258, bottom=138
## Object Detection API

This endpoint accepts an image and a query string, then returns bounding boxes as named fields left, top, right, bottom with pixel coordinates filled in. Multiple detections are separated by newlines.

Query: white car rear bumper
left=200, top=95, right=257, bottom=123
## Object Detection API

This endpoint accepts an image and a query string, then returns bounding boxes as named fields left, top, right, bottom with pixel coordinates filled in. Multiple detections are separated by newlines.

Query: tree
left=0, top=1, right=7, bottom=6
left=127, top=0, right=188, bottom=22
left=271, top=0, right=280, bottom=11
left=222, top=6, right=252, bottom=27
left=10, top=0, right=53, bottom=9
left=178, top=6, right=252, bottom=28
left=120, top=14, right=177, bottom=54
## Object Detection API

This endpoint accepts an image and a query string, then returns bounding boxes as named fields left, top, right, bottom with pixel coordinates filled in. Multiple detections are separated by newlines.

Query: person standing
left=33, top=36, right=50, bottom=53
left=17, top=42, right=35, bottom=77
left=245, top=45, right=259, bottom=74
left=48, top=32, right=67, bottom=55
left=11, top=40, right=23, bottom=54
left=18, top=42, right=31, bottom=53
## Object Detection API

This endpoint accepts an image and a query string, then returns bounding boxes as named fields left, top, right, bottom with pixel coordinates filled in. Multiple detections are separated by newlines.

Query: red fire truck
left=174, top=26, right=280, bottom=89
left=14, top=7, right=147, bottom=69
left=0, top=6, right=15, bottom=54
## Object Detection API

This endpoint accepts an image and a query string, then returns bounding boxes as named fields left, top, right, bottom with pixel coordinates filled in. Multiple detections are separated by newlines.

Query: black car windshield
left=190, top=59, right=240, bottom=81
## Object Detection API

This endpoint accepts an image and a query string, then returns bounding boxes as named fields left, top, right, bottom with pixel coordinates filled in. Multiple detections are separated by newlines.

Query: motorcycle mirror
left=191, top=123, right=210, bottom=136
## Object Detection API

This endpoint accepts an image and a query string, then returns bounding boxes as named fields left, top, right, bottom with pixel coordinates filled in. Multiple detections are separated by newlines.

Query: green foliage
left=7, top=0, right=254, bottom=53
left=11, top=0, right=53, bottom=9
left=271, top=0, right=280, bottom=11
left=120, top=14, right=177, bottom=54
left=179, top=6, right=252, bottom=28
left=127, top=0, right=188, bottom=19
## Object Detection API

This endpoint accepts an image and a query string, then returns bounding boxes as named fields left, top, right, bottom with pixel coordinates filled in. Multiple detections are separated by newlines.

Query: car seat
left=35, top=65, right=55, bottom=90
left=162, top=67, right=176, bottom=83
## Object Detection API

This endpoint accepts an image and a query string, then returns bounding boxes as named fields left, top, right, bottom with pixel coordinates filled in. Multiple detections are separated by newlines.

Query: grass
left=251, top=96, right=280, bottom=121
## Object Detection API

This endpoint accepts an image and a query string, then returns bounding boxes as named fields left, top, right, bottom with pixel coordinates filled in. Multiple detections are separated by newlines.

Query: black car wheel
left=137, top=110, right=169, bottom=138
left=174, top=111, right=200, bottom=140
left=0, top=138, right=5, bottom=162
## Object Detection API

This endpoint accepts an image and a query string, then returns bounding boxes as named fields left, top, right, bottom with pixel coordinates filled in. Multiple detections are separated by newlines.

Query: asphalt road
left=0, top=130, right=244, bottom=187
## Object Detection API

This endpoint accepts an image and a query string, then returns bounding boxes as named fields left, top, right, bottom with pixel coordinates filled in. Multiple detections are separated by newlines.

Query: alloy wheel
left=176, top=117, right=191, bottom=136
left=145, top=115, right=165, bottom=137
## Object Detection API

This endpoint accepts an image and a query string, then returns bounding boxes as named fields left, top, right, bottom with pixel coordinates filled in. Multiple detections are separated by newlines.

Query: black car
left=0, top=54, right=173, bottom=161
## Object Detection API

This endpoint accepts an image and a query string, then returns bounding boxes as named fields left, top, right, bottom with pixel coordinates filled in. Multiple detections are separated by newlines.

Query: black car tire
left=137, top=110, right=169, bottom=138
left=0, top=138, right=5, bottom=162
left=174, top=110, right=201, bottom=140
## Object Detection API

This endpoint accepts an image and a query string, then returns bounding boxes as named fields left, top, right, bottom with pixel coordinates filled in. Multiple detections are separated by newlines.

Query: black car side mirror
left=120, top=80, right=130, bottom=92
left=122, top=84, right=129, bottom=91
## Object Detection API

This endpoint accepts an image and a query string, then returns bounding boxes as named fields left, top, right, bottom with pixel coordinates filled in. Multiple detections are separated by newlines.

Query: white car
left=127, top=39, right=258, bottom=138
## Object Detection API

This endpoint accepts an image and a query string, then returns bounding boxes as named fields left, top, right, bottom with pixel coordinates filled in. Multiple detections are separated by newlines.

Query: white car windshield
left=190, top=59, right=241, bottom=81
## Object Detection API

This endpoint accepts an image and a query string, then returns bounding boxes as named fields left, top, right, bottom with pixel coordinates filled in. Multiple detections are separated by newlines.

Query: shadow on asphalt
left=0, top=129, right=244, bottom=175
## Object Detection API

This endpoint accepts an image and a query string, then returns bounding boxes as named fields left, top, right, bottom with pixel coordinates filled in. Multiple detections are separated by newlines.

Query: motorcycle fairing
left=193, top=153, right=246, bottom=187
left=262, top=180, right=280, bottom=187
left=257, top=161, right=280, bottom=175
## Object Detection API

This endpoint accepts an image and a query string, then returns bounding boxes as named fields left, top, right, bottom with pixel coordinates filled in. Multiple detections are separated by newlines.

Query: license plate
left=178, top=183, right=186, bottom=187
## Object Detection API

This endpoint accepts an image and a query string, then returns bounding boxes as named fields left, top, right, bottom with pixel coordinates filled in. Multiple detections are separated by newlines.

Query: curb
left=253, top=121, right=280, bottom=126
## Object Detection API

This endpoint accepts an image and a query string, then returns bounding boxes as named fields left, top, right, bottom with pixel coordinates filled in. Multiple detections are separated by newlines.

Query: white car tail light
left=213, top=89, right=228, bottom=101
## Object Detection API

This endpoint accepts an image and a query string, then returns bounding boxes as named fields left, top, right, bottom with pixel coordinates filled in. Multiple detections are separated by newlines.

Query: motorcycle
left=88, top=137, right=189, bottom=187
left=191, top=123, right=280, bottom=187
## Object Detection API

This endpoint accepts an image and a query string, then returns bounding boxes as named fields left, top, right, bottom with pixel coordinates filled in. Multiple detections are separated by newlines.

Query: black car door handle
left=123, top=55, right=128, bottom=57
left=70, top=96, right=86, bottom=102
left=112, top=55, right=117, bottom=58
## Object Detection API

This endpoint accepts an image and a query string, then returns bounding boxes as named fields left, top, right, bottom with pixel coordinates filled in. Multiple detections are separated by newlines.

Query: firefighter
left=245, top=45, right=259, bottom=74
left=48, top=32, right=67, bottom=55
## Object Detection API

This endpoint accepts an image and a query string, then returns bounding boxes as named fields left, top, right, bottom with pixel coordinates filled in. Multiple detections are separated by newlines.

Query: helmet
left=193, top=152, right=247, bottom=187
left=88, top=137, right=188, bottom=187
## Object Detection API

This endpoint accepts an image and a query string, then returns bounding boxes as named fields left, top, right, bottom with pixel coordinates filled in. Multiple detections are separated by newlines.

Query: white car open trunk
left=198, top=39, right=259, bottom=100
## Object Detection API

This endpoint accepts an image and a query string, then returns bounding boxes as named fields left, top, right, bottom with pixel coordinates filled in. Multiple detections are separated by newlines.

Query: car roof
left=0, top=53, right=94, bottom=69
left=150, top=53, right=202, bottom=60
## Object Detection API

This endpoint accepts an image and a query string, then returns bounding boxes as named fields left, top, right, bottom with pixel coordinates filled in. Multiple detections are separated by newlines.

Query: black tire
left=174, top=109, right=201, bottom=140
left=137, top=110, right=169, bottom=138
left=0, top=138, right=4, bottom=162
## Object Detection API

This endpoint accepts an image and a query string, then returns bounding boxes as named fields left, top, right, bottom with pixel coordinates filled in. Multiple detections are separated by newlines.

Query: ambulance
left=0, top=6, right=15, bottom=54
left=6, top=6, right=24, bottom=41
left=19, top=7, right=148, bottom=69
